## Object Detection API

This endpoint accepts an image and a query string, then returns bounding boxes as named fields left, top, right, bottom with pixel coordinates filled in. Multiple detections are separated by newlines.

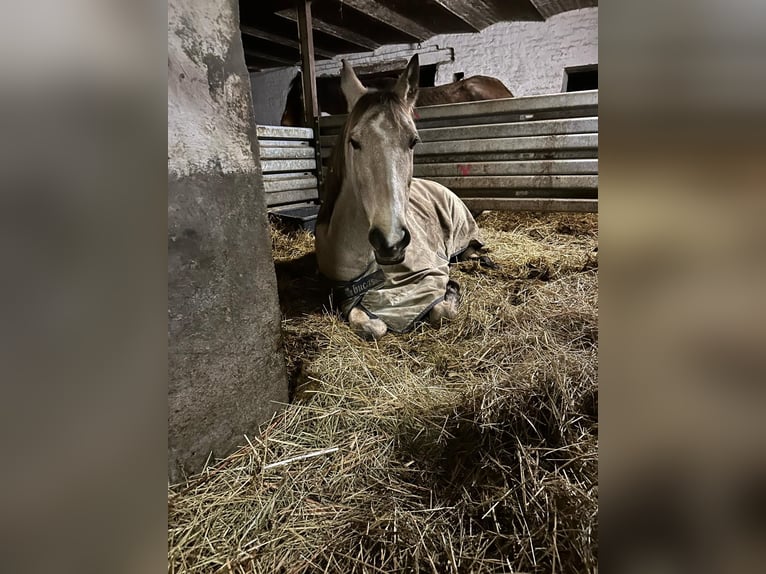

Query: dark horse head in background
left=280, top=68, right=513, bottom=127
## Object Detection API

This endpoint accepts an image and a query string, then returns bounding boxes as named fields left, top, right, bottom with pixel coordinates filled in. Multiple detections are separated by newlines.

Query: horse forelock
left=317, top=91, right=412, bottom=226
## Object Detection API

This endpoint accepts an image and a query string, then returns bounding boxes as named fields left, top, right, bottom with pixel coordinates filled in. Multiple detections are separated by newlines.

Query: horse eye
left=409, top=136, right=420, bottom=149
left=349, top=138, right=361, bottom=150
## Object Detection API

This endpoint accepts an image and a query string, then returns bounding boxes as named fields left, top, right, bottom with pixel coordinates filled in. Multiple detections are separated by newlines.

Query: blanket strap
left=330, top=267, right=385, bottom=308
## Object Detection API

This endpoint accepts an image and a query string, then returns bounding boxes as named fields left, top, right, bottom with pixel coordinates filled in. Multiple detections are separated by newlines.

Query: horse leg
left=348, top=306, right=388, bottom=340
left=430, top=280, right=461, bottom=327
left=455, top=244, right=498, bottom=269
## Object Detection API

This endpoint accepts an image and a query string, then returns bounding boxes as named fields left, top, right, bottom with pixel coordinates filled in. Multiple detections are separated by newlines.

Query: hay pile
left=168, top=211, right=598, bottom=573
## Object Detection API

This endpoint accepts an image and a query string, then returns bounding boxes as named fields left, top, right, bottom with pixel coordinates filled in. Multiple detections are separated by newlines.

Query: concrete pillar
left=168, top=0, right=288, bottom=481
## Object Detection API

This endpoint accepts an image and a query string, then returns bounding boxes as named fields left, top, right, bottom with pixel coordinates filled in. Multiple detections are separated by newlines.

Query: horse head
left=337, top=55, right=421, bottom=265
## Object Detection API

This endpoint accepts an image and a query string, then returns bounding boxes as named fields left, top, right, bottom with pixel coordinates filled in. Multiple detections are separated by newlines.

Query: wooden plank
left=319, top=134, right=339, bottom=148
left=297, top=1, right=318, bottom=127
left=257, top=125, right=314, bottom=139
left=413, top=159, right=598, bottom=177
left=263, top=176, right=317, bottom=193
left=529, top=0, right=598, bottom=19
left=276, top=9, right=380, bottom=50
left=265, top=187, right=319, bottom=207
left=461, top=197, right=597, bottom=213
left=241, top=25, right=334, bottom=58
left=243, top=48, right=296, bottom=67
left=418, top=117, right=598, bottom=142
left=261, top=158, right=317, bottom=172
left=415, top=134, right=598, bottom=156
left=261, top=146, right=315, bottom=160
left=336, top=0, right=435, bottom=40
left=428, top=175, right=598, bottom=190
left=434, top=0, right=543, bottom=29
left=308, top=1, right=418, bottom=45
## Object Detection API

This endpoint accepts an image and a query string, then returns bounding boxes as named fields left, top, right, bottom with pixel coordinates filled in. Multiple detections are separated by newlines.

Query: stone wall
left=168, top=0, right=288, bottom=481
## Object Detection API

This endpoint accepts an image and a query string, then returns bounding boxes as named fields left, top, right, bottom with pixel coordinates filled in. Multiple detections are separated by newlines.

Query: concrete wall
left=248, top=7, right=597, bottom=122
left=168, top=0, right=288, bottom=482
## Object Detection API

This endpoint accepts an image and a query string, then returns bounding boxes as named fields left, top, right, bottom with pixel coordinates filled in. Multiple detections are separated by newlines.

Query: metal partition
left=318, top=90, right=598, bottom=212
left=257, top=125, right=320, bottom=208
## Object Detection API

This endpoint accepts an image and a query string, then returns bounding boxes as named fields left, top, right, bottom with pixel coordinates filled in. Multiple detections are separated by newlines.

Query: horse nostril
left=369, top=227, right=386, bottom=252
left=398, top=227, right=411, bottom=250
left=369, top=227, right=410, bottom=254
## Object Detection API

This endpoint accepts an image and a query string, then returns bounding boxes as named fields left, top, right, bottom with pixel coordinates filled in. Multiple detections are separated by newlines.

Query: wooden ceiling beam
left=308, top=1, right=421, bottom=45
left=373, top=0, right=479, bottom=34
left=276, top=8, right=381, bottom=51
left=527, top=0, right=595, bottom=19
left=330, top=0, right=435, bottom=41
left=244, top=49, right=298, bottom=68
left=241, top=25, right=335, bottom=59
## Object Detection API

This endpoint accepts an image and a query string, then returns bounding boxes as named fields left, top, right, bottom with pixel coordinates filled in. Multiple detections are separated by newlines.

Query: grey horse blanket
left=334, top=178, right=483, bottom=332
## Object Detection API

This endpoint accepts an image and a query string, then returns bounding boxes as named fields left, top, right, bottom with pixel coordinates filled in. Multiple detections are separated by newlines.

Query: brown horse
left=281, top=68, right=513, bottom=126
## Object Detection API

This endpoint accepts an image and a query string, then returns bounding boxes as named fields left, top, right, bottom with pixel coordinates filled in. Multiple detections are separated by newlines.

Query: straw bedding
left=168, top=211, right=598, bottom=573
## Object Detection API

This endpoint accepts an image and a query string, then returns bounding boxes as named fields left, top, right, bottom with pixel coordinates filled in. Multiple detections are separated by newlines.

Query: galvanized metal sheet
left=262, top=171, right=314, bottom=181
left=256, top=125, right=314, bottom=139
left=258, top=139, right=310, bottom=147
left=429, top=175, right=598, bottom=190
left=416, top=134, right=598, bottom=156
left=260, top=159, right=317, bottom=173
left=263, top=176, right=318, bottom=193
left=414, top=90, right=598, bottom=121
left=259, top=146, right=315, bottom=160
left=413, top=107, right=599, bottom=130
left=318, top=90, right=598, bottom=130
left=415, top=150, right=597, bottom=163
left=462, top=197, right=598, bottom=213
left=418, top=117, right=598, bottom=142
left=266, top=187, right=319, bottom=207
left=455, top=188, right=597, bottom=199
left=413, top=159, right=598, bottom=177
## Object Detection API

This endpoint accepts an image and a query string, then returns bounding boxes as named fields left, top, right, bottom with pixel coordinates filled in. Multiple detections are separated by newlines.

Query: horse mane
left=317, top=90, right=410, bottom=226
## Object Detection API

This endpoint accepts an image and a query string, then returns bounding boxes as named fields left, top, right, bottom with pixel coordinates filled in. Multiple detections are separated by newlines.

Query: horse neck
left=316, top=177, right=375, bottom=282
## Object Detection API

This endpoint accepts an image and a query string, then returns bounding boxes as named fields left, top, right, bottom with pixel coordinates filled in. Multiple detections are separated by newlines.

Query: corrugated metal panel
left=316, top=90, right=598, bottom=212
left=257, top=124, right=320, bottom=208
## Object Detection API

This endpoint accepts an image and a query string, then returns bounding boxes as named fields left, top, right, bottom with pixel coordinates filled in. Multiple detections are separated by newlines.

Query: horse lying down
left=315, top=55, right=492, bottom=340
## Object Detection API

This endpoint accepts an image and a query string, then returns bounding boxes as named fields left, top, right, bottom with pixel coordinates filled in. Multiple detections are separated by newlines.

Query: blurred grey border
left=0, top=1, right=166, bottom=573
left=600, top=0, right=766, bottom=571
left=1, top=0, right=765, bottom=572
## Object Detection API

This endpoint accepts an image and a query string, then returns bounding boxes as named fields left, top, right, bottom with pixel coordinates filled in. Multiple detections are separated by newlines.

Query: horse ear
left=394, top=54, right=420, bottom=108
left=340, top=59, right=367, bottom=112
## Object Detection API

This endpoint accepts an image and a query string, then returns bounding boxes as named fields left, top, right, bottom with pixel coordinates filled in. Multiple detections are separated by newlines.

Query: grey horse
left=315, top=55, right=486, bottom=339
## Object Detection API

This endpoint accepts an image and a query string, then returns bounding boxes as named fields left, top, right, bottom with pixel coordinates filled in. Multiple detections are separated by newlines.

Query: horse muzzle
left=369, top=227, right=411, bottom=266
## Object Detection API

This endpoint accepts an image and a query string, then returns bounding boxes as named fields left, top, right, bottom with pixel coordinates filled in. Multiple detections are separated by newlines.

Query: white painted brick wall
left=247, top=7, right=597, bottom=122
left=424, top=8, right=597, bottom=96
